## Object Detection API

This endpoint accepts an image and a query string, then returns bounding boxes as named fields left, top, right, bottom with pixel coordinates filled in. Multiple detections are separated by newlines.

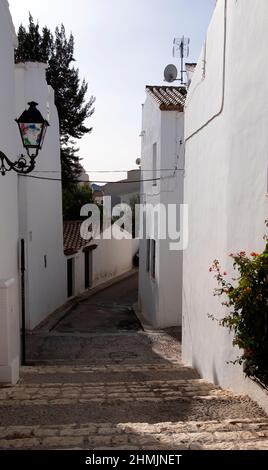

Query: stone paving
left=0, top=273, right=267, bottom=450
left=1, top=418, right=268, bottom=450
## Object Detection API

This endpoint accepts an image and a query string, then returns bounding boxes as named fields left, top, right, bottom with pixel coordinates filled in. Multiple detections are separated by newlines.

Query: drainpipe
left=181, top=0, right=228, bottom=357
left=185, top=0, right=228, bottom=144
left=20, top=239, right=26, bottom=366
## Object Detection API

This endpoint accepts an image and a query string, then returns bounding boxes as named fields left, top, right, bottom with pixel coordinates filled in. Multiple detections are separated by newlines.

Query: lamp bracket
left=0, top=151, right=36, bottom=176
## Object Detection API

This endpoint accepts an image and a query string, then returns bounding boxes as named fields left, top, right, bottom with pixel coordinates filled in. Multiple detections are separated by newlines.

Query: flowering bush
left=209, top=222, right=268, bottom=382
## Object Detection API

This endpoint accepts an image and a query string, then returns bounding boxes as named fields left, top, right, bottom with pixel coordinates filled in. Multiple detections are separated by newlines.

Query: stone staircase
left=0, top=363, right=267, bottom=450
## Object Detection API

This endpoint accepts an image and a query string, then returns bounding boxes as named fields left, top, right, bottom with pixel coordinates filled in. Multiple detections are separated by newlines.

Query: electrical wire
left=19, top=167, right=184, bottom=184
left=32, top=168, right=183, bottom=174
left=18, top=174, right=163, bottom=184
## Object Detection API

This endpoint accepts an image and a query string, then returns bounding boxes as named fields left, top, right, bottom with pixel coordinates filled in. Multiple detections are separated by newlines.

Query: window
left=146, top=239, right=151, bottom=272
left=152, top=142, right=157, bottom=186
left=151, top=239, right=156, bottom=279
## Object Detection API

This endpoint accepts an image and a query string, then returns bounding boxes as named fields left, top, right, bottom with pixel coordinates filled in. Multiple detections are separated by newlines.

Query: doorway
left=67, top=258, right=74, bottom=297
left=84, top=249, right=92, bottom=289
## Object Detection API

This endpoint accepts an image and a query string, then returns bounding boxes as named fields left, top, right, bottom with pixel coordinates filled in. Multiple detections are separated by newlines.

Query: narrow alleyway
left=0, top=273, right=268, bottom=450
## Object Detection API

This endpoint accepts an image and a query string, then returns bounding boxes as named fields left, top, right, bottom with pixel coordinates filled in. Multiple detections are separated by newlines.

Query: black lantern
left=0, top=101, right=49, bottom=176
left=16, top=101, right=49, bottom=158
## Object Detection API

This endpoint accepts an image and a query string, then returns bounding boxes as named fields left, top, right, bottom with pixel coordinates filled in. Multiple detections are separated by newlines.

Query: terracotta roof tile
left=146, top=85, right=186, bottom=111
left=185, top=63, right=197, bottom=72
left=63, top=220, right=92, bottom=256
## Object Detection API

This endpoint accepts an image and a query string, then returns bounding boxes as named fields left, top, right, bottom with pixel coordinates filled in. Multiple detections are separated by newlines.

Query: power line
left=32, top=168, right=183, bottom=174
left=19, top=174, right=163, bottom=184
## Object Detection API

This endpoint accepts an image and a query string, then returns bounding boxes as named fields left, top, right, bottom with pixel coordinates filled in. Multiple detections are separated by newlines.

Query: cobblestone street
left=0, top=273, right=267, bottom=450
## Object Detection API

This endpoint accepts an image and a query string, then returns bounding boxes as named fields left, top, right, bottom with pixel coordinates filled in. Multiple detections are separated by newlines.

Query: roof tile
left=63, top=221, right=91, bottom=256
left=146, top=85, right=186, bottom=111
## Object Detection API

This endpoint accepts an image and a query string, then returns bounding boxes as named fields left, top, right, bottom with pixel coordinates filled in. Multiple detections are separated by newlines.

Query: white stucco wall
left=92, top=225, right=138, bottom=287
left=74, top=251, right=87, bottom=296
left=139, top=95, right=184, bottom=328
left=67, top=249, right=92, bottom=297
left=0, top=0, right=20, bottom=383
left=68, top=225, right=138, bottom=297
left=183, top=0, right=268, bottom=395
left=16, top=63, right=67, bottom=330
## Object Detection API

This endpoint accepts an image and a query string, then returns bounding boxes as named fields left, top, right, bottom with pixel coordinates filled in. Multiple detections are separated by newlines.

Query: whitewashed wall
left=139, top=95, right=184, bottom=328
left=16, top=63, right=67, bottom=330
left=138, top=99, right=161, bottom=326
left=92, top=226, right=138, bottom=287
left=67, top=250, right=92, bottom=297
left=0, top=0, right=20, bottom=383
left=183, top=0, right=268, bottom=394
left=68, top=225, right=138, bottom=297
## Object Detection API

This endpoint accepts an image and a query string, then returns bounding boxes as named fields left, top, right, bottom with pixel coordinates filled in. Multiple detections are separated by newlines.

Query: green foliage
left=15, top=14, right=95, bottom=182
left=62, top=184, right=94, bottom=220
left=15, top=14, right=53, bottom=63
left=209, top=221, right=268, bottom=382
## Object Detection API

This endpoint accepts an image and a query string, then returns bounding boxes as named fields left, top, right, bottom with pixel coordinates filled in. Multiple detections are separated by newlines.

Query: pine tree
left=15, top=14, right=53, bottom=63
left=15, top=15, right=95, bottom=183
left=62, top=183, right=94, bottom=220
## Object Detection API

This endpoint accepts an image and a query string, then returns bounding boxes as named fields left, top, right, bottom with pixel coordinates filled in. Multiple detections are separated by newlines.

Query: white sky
left=9, top=0, right=216, bottom=182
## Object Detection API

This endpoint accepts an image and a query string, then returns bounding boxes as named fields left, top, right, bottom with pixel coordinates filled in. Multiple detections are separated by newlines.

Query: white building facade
left=0, top=0, right=67, bottom=382
left=92, top=225, right=139, bottom=288
left=17, top=63, right=67, bottom=330
left=183, top=0, right=268, bottom=397
left=0, top=0, right=20, bottom=384
left=138, top=86, right=186, bottom=328
left=64, top=221, right=138, bottom=297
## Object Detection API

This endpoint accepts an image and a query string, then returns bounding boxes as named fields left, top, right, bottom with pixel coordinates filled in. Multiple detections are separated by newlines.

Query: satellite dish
left=136, top=158, right=141, bottom=166
left=164, top=64, right=178, bottom=83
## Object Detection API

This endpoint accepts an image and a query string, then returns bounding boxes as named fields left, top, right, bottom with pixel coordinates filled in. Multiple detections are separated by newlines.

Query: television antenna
left=167, top=35, right=190, bottom=85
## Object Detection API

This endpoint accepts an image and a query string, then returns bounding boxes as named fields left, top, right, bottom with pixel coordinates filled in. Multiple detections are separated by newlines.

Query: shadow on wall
left=212, top=360, right=220, bottom=387
left=192, top=355, right=221, bottom=388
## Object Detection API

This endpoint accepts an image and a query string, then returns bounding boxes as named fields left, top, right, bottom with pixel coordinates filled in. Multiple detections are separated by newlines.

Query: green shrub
left=209, top=221, right=268, bottom=381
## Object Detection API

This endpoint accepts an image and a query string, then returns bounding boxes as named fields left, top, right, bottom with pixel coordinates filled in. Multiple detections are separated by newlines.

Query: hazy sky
left=9, top=0, right=216, bottom=182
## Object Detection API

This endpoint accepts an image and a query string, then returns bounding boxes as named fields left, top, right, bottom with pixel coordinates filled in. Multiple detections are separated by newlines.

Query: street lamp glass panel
left=19, top=122, right=43, bottom=147
left=16, top=102, right=49, bottom=157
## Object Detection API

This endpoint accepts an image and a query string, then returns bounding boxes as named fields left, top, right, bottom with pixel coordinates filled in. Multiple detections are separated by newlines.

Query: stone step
left=1, top=375, right=265, bottom=427
left=24, top=359, right=184, bottom=369
left=20, top=363, right=192, bottom=374
left=20, top=364, right=199, bottom=384
left=0, top=419, right=268, bottom=450
left=0, top=379, right=229, bottom=405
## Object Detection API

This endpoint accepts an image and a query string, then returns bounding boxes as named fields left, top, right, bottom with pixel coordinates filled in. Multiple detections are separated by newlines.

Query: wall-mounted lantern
left=0, top=101, right=49, bottom=176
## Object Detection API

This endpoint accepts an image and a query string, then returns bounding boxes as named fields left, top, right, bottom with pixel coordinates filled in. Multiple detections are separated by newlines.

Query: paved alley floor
left=26, top=273, right=145, bottom=365
left=0, top=272, right=268, bottom=450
